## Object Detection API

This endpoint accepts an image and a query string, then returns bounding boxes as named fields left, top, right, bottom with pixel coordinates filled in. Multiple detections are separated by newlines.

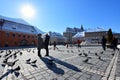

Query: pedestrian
left=77, top=40, right=81, bottom=48
left=44, top=33, right=50, bottom=56
left=66, top=42, right=68, bottom=48
left=53, top=41, right=59, bottom=50
left=112, top=37, right=119, bottom=51
left=37, top=33, right=43, bottom=57
left=101, top=36, right=107, bottom=51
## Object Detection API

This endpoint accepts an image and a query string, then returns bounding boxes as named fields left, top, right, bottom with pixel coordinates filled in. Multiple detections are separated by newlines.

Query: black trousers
left=45, top=45, right=49, bottom=56
left=38, top=48, right=41, bottom=56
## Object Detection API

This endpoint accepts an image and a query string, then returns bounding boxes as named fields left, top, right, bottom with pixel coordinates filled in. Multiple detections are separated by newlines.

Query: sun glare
left=21, top=4, right=36, bottom=19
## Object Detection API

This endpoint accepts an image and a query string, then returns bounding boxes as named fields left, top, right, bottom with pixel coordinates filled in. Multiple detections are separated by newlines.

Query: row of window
left=5, top=32, right=37, bottom=39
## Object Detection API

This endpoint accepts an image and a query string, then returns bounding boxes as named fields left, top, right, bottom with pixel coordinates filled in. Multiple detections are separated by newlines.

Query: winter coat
left=37, top=36, right=44, bottom=49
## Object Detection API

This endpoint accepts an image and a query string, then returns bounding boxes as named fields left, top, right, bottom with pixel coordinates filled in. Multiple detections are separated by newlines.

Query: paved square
left=0, top=45, right=119, bottom=80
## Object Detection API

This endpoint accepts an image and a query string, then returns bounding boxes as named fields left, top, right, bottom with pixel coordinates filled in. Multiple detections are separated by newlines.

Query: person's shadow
left=39, top=56, right=81, bottom=75
left=49, top=56, right=81, bottom=72
left=0, top=69, right=20, bottom=79
left=39, top=57, right=64, bottom=75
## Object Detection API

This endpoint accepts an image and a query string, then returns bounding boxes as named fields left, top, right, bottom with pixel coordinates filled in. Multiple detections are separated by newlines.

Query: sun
left=21, top=4, right=36, bottom=18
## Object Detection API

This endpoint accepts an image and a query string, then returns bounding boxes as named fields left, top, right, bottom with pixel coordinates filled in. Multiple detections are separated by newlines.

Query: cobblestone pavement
left=0, top=45, right=119, bottom=80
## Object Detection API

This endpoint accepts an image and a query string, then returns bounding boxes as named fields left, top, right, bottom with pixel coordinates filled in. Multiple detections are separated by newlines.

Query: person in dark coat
left=112, top=37, right=119, bottom=51
left=101, top=36, right=107, bottom=51
left=37, top=33, right=43, bottom=57
left=53, top=41, right=59, bottom=50
left=44, top=33, right=50, bottom=56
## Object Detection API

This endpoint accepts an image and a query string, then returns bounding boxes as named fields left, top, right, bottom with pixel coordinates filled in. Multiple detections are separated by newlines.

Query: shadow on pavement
left=0, top=69, right=20, bottom=79
left=49, top=56, right=81, bottom=72
left=39, top=57, right=64, bottom=75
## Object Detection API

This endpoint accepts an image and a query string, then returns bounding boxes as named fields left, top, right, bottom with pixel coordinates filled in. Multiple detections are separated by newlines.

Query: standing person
left=53, top=41, right=59, bottom=50
left=44, top=33, right=50, bottom=56
left=112, top=37, right=119, bottom=51
left=66, top=42, right=68, bottom=48
left=77, top=40, right=81, bottom=48
left=101, top=36, right=107, bottom=51
left=37, top=33, right=43, bottom=57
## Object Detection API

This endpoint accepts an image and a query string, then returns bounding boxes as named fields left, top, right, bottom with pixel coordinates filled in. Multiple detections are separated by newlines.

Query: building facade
left=63, top=26, right=84, bottom=43
left=85, top=31, right=107, bottom=44
left=63, top=26, right=120, bottom=44
left=85, top=31, right=120, bottom=44
left=0, top=16, right=38, bottom=47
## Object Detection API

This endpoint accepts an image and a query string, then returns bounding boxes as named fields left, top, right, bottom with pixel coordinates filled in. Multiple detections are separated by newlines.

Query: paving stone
left=90, top=73, right=102, bottom=80
left=82, top=72, right=91, bottom=79
left=78, top=76, right=88, bottom=80
left=63, top=73, right=71, bottom=78
left=55, top=76, right=65, bottom=80
left=72, top=72, right=83, bottom=79
left=67, top=76, right=76, bottom=80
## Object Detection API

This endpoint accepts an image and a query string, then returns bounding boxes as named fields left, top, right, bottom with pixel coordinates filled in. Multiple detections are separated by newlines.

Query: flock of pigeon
left=0, top=46, right=115, bottom=79
left=0, top=48, right=37, bottom=78
left=65, top=47, right=115, bottom=64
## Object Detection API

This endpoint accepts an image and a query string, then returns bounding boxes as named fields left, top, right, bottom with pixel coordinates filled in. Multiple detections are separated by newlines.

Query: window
left=18, top=34, right=21, bottom=37
left=23, top=35, right=26, bottom=38
left=28, top=36, right=30, bottom=38
left=12, top=34, right=16, bottom=37
left=32, top=36, right=34, bottom=38
left=6, top=32, right=10, bottom=37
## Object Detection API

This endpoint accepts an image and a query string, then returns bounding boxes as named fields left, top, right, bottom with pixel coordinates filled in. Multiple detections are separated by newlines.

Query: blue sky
left=0, top=0, right=120, bottom=34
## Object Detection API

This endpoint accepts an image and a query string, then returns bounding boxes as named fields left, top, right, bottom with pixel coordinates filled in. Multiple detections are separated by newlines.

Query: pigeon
left=0, top=50, right=4, bottom=53
left=31, top=60, right=37, bottom=64
left=95, top=53, right=98, bottom=56
left=78, top=53, right=82, bottom=56
left=67, top=50, right=69, bottom=52
left=98, top=56, right=101, bottom=60
left=71, top=50, right=74, bottom=53
left=13, top=53, right=17, bottom=59
left=1, top=64, right=6, bottom=67
left=78, top=50, right=80, bottom=52
left=20, top=52, right=23, bottom=56
left=8, top=50, right=12, bottom=54
left=6, top=59, right=19, bottom=66
left=83, top=53, right=88, bottom=57
left=111, top=53, right=114, bottom=56
left=32, top=50, right=35, bottom=53
left=14, top=66, right=21, bottom=71
left=4, top=53, right=11, bottom=58
left=88, top=51, right=90, bottom=53
left=13, top=54, right=17, bottom=59
left=3, top=58, right=9, bottom=64
left=26, top=58, right=31, bottom=63
left=27, top=49, right=31, bottom=53
left=100, top=51, right=103, bottom=54
left=83, top=58, right=89, bottom=63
